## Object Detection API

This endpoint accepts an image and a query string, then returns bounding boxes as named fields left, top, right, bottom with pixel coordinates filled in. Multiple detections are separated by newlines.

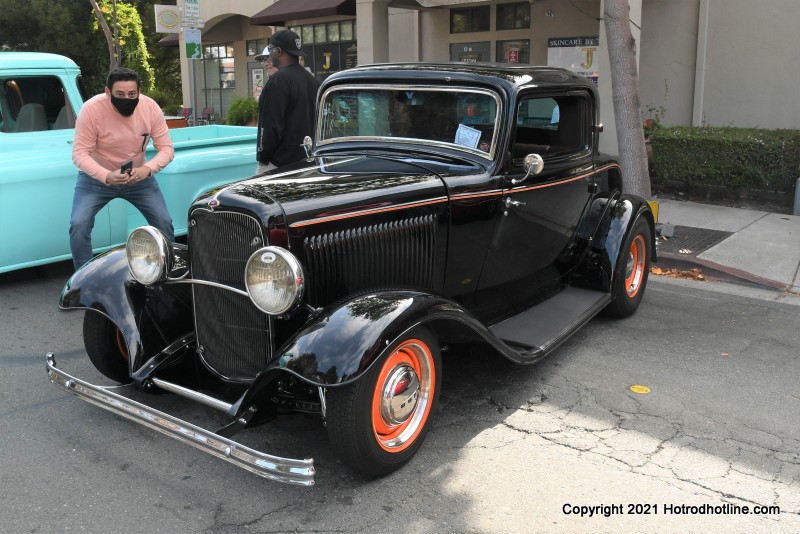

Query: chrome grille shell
left=188, top=208, right=271, bottom=381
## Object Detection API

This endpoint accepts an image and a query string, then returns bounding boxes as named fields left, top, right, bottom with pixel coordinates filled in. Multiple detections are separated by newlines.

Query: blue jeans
left=69, top=172, right=174, bottom=270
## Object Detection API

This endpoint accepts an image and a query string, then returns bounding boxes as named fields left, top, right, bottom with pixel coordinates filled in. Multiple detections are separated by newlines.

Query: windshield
left=318, top=85, right=500, bottom=160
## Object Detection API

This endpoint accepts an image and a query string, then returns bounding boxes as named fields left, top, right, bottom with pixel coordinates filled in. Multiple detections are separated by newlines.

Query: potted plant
left=225, top=97, right=259, bottom=126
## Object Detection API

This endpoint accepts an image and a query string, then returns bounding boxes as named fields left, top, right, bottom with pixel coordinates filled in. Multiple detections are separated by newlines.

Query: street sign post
left=182, top=0, right=203, bottom=126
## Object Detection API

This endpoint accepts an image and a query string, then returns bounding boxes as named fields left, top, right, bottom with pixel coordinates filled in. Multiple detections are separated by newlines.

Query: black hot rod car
left=47, top=63, right=656, bottom=486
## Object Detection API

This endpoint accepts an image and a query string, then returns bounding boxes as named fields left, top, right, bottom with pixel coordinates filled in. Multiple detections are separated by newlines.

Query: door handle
left=503, top=196, right=525, bottom=216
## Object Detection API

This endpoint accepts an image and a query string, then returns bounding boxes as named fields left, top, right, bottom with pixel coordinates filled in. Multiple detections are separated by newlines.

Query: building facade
left=163, top=0, right=798, bottom=154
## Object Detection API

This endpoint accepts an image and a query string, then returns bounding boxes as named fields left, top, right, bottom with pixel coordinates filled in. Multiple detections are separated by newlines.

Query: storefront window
left=327, top=23, right=340, bottom=42
left=450, top=6, right=490, bottom=33
left=496, top=39, right=530, bottom=64
left=340, top=20, right=354, bottom=41
left=246, top=39, right=266, bottom=56
left=201, top=44, right=236, bottom=87
left=314, top=24, right=327, bottom=44
left=286, top=22, right=358, bottom=81
left=302, top=26, right=314, bottom=45
left=450, top=42, right=491, bottom=63
left=497, top=2, right=531, bottom=30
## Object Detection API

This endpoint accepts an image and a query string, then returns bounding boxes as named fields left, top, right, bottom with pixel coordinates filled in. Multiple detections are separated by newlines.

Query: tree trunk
left=604, top=0, right=651, bottom=198
left=89, top=0, right=119, bottom=70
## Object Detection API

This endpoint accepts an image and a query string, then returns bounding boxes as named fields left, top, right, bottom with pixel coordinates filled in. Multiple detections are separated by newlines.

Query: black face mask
left=110, top=95, right=139, bottom=117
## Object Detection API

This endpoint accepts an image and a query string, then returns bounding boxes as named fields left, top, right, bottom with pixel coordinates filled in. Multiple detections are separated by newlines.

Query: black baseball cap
left=269, top=29, right=307, bottom=57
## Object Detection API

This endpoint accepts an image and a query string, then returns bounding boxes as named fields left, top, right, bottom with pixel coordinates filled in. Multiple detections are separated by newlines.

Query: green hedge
left=225, top=97, right=259, bottom=126
left=649, top=127, right=800, bottom=193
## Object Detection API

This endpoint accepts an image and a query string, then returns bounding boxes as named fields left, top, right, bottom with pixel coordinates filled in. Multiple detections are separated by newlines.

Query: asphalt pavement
left=654, top=199, right=800, bottom=294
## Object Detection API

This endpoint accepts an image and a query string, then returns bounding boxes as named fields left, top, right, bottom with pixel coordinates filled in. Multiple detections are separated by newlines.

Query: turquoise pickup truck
left=0, top=52, right=257, bottom=273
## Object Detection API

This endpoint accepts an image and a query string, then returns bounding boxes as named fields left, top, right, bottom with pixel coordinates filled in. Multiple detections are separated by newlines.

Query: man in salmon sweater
left=69, top=67, right=175, bottom=270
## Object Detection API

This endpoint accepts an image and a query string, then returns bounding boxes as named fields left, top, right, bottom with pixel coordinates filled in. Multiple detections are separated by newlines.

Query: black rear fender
left=573, top=195, right=656, bottom=292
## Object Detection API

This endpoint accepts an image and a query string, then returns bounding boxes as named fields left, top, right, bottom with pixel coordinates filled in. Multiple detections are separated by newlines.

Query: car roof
left=322, top=62, right=596, bottom=94
left=0, top=52, right=80, bottom=72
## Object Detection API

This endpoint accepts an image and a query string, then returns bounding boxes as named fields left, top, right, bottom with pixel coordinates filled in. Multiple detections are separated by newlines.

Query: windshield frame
left=316, top=84, right=503, bottom=162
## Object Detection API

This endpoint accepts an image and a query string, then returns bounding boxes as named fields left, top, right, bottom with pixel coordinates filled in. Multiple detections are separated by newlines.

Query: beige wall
left=419, top=10, right=450, bottom=61
left=702, top=0, right=800, bottom=128
left=640, top=0, right=700, bottom=127
left=641, top=0, right=800, bottom=129
left=388, top=9, right=420, bottom=62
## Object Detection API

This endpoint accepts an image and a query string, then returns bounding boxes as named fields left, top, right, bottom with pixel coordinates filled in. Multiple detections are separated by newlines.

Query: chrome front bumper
left=45, top=353, right=315, bottom=486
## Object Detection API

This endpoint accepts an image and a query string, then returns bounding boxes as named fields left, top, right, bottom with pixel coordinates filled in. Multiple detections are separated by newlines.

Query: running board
left=489, top=286, right=611, bottom=360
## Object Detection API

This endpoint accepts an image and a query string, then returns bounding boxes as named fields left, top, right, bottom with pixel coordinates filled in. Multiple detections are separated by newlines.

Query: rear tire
left=604, top=217, right=651, bottom=318
left=82, top=312, right=130, bottom=383
left=326, top=327, right=441, bottom=477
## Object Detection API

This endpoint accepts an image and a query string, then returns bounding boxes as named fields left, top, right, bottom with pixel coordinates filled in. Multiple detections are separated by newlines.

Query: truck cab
left=0, top=52, right=258, bottom=274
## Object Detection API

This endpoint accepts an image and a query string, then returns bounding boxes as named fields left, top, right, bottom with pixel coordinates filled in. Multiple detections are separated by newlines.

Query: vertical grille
left=303, top=215, right=437, bottom=306
left=189, top=209, right=269, bottom=381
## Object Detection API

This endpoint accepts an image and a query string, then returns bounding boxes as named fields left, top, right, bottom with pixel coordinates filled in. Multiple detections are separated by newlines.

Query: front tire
left=82, top=312, right=130, bottom=383
left=326, top=327, right=441, bottom=477
left=604, top=217, right=651, bottom=318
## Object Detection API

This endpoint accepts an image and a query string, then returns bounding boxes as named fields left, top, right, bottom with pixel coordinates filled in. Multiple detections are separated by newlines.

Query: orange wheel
left=326, top=327, right=441, bottom=477
left=371, top=338, right=435, bottom=453
left=625, top=234, right=647, bottom=298
left=605, top=217, right=651, bottom=318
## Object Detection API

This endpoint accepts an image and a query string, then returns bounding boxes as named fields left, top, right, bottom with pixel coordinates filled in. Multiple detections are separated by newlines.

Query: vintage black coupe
left=47, top=63, right=656, bottom=485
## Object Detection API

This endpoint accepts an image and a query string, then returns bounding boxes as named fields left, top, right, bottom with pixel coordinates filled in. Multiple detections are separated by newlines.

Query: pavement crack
left=487, top=395, right=510, bottom=413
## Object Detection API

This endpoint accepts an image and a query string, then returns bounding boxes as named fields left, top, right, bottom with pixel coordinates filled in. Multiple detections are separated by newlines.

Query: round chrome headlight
left=126, top=226, right=173, bottom=285
left=245, top=247, right=304, bottom=315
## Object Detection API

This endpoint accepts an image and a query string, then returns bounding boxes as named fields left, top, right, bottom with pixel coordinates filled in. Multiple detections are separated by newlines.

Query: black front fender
left=59, top=246, right=193, bottom=372
left=258, top=290, right=527, bottom=386
left=229, top=290, right=548, bottom=416
left=271, top=291, right=457, bottom=385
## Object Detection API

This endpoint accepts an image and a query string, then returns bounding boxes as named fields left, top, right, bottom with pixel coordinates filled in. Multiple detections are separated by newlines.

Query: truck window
left=0, top=76, right=72, bottom=132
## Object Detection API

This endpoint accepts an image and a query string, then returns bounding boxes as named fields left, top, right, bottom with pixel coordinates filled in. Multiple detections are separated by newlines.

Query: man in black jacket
left=256, top=30, right=320, bottom=174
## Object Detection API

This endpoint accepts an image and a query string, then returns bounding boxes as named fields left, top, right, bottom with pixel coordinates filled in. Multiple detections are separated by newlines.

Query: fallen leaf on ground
left=650, top=266, right=707, bottom=281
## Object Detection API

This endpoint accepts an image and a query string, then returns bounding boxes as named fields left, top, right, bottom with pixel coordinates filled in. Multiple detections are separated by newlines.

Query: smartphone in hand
left=121, top=160, right=133, bottom=175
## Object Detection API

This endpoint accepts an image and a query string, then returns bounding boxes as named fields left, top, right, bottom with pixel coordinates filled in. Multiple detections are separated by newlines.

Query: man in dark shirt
left=256, top=30, right=320, bottom=173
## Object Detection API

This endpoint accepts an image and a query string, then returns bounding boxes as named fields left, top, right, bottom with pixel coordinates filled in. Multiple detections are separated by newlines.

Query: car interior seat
left=52, top=106, right=73, bottom=130
left=12, top=103, right=48, bottom=132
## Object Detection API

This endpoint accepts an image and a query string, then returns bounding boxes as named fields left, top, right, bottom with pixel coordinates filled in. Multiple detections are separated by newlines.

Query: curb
left=656, top=252, right=788, bottom=292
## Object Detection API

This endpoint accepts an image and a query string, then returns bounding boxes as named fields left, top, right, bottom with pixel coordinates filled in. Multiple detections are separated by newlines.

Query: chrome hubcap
left=626, top=251, right=635, bottom=280
left=380, top=364, right=420, bottom=425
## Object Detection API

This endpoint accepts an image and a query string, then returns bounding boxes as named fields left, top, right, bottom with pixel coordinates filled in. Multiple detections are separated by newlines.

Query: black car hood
left=203, top=154, right=467, bottom=229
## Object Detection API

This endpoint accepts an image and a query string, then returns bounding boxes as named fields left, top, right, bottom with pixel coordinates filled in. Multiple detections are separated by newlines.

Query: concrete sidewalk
left=654, top=199, right=800, bottom=293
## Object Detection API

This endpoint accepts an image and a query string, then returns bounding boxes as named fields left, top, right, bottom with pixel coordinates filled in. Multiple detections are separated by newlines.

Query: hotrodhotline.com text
left=562, top=503, right=781, bottom=518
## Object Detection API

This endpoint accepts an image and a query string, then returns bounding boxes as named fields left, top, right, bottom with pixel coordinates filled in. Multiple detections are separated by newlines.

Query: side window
left=1, top=76, right=71, bottom=133
left=512, top=94, right=589, bottom=160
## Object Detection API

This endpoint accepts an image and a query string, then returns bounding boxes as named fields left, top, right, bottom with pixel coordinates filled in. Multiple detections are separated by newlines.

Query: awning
left=251, top=0, right=356, bottom=26
left=157, top=33, right=180, bottom=48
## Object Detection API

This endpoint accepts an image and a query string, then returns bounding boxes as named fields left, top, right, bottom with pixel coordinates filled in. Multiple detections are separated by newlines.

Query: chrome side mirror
left=302, top=136, right=313, bottom=159
left=512, top=153, right=544, bottom=185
